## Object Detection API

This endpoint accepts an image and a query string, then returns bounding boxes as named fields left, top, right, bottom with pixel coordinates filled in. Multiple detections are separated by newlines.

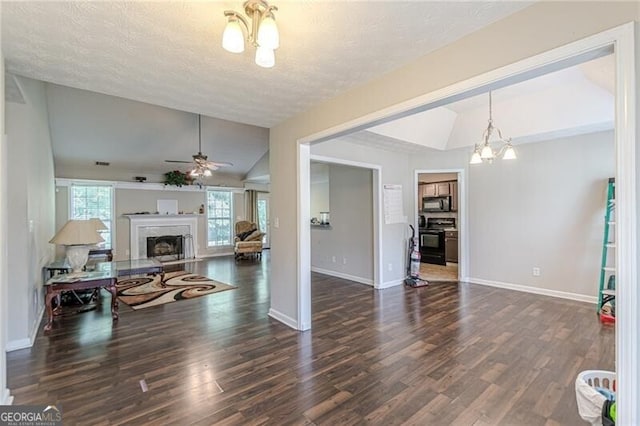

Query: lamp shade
left=255, top=46, right=275, bottom=68
left=502, top=145, right=517, bottom=160
left=480, top=144, right=494, bottom=159
left=470, top=151, right=482, bottom=164
left=222, top=18, right=245, bottom=53
left=257, top=13, right=279, bottom=50
left=90, top=218, right=108, bottom=231
left=49, top=220, right=105, bottom=246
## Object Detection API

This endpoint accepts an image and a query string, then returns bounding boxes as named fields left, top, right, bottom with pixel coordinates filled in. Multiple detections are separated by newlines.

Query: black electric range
left=419, top=217, right=456, bottom=265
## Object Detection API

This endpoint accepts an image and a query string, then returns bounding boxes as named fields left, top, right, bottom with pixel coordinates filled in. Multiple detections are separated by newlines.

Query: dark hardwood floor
left=8, top=253, right=614, bottom=425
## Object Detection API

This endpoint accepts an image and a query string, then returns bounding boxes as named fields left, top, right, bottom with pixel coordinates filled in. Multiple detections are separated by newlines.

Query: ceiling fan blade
left=205, top=161, right=233, bottom=168
left=165, top=160, right=192, bottom=164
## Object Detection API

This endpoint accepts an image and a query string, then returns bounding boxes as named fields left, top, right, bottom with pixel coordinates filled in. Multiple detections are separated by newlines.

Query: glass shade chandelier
left=470, top=91, right=517, bottom=164
left=222, top=0, right=280, bottom=68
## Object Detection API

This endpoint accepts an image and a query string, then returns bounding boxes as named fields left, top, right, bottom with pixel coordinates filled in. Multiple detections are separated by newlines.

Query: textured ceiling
left=1, top=1, right=532, bottom=128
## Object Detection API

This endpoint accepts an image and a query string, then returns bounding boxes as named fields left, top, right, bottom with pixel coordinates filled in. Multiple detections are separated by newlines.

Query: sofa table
left=44, top=270, right=118, bottom=331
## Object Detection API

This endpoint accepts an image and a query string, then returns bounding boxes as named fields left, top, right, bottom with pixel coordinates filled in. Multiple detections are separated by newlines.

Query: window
left=207, top=190, right=233, bottom=246
left=70, top=185, right=114, bottom=249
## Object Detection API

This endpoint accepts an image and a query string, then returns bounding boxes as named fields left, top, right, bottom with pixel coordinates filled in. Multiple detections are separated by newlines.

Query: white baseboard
left=7, top=305, right=44, bottom=352
left=6, top=338, right=31, bottom=352
left=376, top=278, right=404, bottom=289
left=311, top=267, right=373, bottom=286
left=1, top=388, right=13, bottom=405
left=268, top=308, right=299, bottom=330
left=466, top=277, right=598, bottom=304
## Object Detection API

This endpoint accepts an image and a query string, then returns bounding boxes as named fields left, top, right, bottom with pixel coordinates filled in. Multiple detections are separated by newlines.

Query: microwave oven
left=422, top=196, right=451, bottom=212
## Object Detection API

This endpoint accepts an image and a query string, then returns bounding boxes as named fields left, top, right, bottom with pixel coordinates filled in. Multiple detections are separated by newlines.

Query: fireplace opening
left=146, top=235, right=184, bottom=261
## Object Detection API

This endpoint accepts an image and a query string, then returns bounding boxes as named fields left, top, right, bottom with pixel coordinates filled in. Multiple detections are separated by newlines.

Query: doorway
left=257, top=192, right=270, bottom=249
left=416, top=170, right=463, bottom=282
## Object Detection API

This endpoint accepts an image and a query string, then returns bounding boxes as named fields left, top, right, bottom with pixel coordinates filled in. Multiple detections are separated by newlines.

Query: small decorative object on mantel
left=164, top=170, right=193, bottom=187
left=134, top=176, right=147, bottom=182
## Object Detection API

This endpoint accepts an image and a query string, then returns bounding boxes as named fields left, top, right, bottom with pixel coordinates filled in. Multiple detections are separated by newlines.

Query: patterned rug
left=116, top=271, right=235, bottom=310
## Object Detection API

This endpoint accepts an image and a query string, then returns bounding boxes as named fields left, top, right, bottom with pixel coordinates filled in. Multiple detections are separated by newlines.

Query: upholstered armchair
left=234, top=221, right=265, bottom=261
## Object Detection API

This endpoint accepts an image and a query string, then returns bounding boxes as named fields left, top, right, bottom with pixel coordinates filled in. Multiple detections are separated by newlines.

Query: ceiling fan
left=165, top=114, right=233, bottom=177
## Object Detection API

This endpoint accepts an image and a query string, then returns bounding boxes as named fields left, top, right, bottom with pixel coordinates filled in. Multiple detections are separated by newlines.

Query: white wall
left=268, top=2, right=638, bottom=328
left=311, top=164, right=373, bottom=284
left=55, top=184, right=246, bottom=261
left=5, top=76, right=56, bottom=349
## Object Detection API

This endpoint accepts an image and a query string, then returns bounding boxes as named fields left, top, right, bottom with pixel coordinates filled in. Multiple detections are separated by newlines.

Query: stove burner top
left=426, top=217, right=456, bottom=230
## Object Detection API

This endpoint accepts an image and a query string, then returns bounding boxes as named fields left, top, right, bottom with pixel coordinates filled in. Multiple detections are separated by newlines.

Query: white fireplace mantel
left=125, top=214, right=199, bottom=260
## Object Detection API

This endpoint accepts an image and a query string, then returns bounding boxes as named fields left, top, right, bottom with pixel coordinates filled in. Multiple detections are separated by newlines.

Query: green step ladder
left=597, top=178, right=616, bottom=313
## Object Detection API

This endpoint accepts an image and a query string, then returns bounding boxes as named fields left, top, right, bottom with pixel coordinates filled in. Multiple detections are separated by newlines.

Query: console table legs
left=44, top=278, right=119, bottom=331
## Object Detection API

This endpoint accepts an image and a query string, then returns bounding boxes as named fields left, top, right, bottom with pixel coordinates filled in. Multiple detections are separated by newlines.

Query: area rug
left=116, top=271, right=235, bottom=310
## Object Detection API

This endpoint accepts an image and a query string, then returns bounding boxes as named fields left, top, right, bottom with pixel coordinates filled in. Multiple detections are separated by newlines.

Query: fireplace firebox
left=146, top=235, right=184, bottom=261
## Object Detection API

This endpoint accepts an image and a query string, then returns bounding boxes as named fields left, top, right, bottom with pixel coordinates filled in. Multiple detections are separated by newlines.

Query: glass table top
left=45, top=258, right=163, bottom=280
left=45, top=269, right=116, bottom=285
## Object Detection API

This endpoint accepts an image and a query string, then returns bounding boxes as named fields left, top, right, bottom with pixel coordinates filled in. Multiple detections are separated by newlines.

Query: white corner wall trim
left=268, top=308, right=299, bottom=330
left=467, top=277, right=597, bottom=304
left=1, top=388, right=13, bottom=405
left=6, top=306, right=45, bottom=352
left=311, top=267, right=374, bottom=286
left=376, top=279, right=404, bottom=290
left=6, top=338, right=31, bottom=352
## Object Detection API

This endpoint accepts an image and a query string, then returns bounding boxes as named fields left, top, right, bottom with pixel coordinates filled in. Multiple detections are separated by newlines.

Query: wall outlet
left=532, top=267, right=541, bottom=277
left=342, top=257, right=347, bottom=265
left=274, top=217, right=280, bottom=228
left=332, top=256, right=336, bottom=263
left=388, top=263, right=393, bottom=271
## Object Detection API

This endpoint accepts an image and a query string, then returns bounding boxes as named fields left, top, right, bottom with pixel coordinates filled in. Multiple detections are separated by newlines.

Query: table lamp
left=49, top=219, right=105, bottom=273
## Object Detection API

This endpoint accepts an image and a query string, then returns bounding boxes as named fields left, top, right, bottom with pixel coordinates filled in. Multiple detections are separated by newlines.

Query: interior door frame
left=296, top=23, right=637, bottom=422
left=414, top=169, right=465, bottom=280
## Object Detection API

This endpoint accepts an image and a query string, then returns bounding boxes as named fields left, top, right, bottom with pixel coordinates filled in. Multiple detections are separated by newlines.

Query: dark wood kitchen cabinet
left=445, top=230, right=458, bottom=263
left=419, top=181, right=452, bottom=198
left=436, top=182, right=450, bottom=196
left=450, top=181, right=458, bottom=212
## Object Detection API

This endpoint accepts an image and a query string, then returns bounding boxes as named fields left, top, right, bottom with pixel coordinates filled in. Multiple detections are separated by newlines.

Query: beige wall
left=269, top=2, right=639, bottom=322
left=6, top=76, right=56, bottom=347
